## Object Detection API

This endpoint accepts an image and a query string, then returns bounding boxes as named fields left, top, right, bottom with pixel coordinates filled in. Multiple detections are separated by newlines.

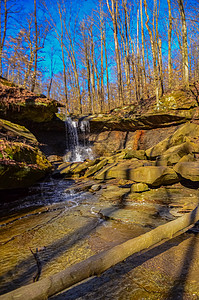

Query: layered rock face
left=0, top=76, right=59, bottom=124
left=0, top=77, right=62, bottom=190
left=0, top=76, right=66, bottom=157
left=57, top=122, right=199, bottom=186
left=0, top=119, right=52, bottom=189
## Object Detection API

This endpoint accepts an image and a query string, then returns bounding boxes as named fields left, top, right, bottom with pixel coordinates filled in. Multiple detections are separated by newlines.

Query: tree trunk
left=103, top=29, right=110, bottom=110
left=47, top=48, right=54, bottom=99
left=122, top=0, right=131, bottom=103
left=136, top=8, right=141, bottom=103
left=90, top=26, right=96, bottom=113
left=2, top=204, right=199, bottom=300
left=140, top=0, right=147, bottom=97
left=0, top=0, right=7, bottom=76
left=23, top=23, right=34, bottom=88
left=158, top=38, right=164, bottom=97
left=31, top=0, right=38, bottom=93
left=144, top=0, right=159, bottom=107
left=58, top=4, right=68, bottom=112
left=107, top=0, right=124, bottom=106
left=167, top=0, right=172, bottom=90
left=178, top=0, right=189, bottom=88
left=83, top=29, right=92, bottom=114
left=100, top=5, right=105, bottom=112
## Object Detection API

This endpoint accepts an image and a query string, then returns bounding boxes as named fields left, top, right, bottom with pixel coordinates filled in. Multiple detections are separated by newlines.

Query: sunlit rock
left=130, top=166, right=179, bottom=187
left=174, top=161, right=199, bottom=181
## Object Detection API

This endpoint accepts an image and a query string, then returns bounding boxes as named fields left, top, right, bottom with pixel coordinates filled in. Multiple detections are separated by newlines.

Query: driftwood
left=1, top=205, right=199, bottom=300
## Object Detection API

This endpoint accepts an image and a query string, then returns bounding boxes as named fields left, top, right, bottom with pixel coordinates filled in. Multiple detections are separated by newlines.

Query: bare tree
left=140, top=0, right=147, bottom=97
left=47, top=47, right=55, bottom=98
left=167, top=0, right=172, bottom=89
left=31, top=0, right=38, bottom=92
left=0, top=0, right=7, bottom=75
left=80, top=21, right=93, bottom=113
left=106, top=0, right=124, bottom=106
left=177, top=0, right=189, bottom=88
left=144, top=0, right=160, bottom=107
left=58, top=2, right=68, bottom=112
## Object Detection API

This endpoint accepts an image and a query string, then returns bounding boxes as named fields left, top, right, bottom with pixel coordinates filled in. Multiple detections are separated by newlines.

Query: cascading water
left=64, top=117, right=93, bottom=162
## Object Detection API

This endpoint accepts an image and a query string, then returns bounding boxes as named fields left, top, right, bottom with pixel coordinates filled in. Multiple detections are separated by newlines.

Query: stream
left=0, top=177, right=151, bottom=298
left=1, top=177, right=199, bottom=299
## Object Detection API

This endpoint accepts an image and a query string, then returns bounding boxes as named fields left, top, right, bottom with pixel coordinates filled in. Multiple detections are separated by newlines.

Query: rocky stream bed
left=1, top=177, right=199, bottom=299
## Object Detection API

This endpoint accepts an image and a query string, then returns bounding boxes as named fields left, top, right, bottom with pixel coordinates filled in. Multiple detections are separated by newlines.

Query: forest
left=0, top=0, right=198, bottom=115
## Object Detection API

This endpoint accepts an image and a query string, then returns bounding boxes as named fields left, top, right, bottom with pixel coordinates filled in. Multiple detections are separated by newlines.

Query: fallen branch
left=1, top=205, right=199, bottom=300
left=29, top=248, right=42, bottom=282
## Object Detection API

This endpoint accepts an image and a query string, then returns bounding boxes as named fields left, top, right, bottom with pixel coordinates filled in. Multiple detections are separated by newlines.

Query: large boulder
left=130, top=166, right=179, bottom=187
left=174, top=161, right=199, bottom=181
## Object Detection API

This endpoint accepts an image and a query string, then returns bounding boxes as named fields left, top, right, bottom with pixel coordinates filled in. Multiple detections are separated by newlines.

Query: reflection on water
left=0, top=179, right=77, bottom=220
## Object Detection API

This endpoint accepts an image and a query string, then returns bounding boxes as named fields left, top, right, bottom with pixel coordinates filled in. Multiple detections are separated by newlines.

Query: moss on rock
left=0, top=140, right=52, bottom=190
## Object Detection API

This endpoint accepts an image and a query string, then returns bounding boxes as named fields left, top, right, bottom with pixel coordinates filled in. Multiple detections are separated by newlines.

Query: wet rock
left=72, top=161, right=94, bottom=175
left=47, top=155, right=63, bottom=163
left=57, top=162, right=83, bottom=177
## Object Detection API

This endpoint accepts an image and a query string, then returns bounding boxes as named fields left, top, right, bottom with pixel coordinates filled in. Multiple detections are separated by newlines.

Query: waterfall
left=64, top=117, right=93, bottom=162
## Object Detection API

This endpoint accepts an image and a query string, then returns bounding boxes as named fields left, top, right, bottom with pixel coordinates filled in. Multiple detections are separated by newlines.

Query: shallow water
left=0, top=179, right=148, bottom=296
left=1, top=179, right=198, bottom=299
